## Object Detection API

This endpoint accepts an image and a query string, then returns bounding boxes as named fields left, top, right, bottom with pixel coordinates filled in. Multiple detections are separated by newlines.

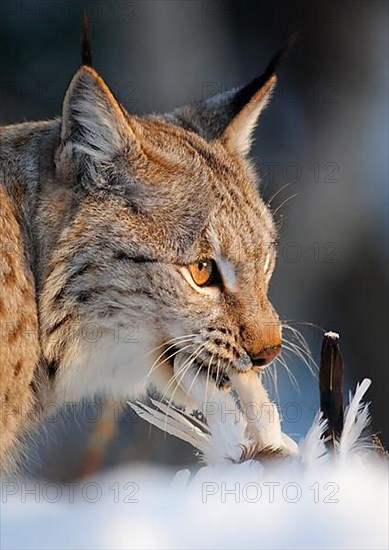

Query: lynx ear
left=173, top=44, right=291, bottom=156
left=218, top=73, right=276, bottom=156
left=60, top=66, right=134, bottom=164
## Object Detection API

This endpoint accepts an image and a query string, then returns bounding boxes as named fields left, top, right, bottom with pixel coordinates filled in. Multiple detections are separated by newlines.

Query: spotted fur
left=0, top=57, right=282, bottom=472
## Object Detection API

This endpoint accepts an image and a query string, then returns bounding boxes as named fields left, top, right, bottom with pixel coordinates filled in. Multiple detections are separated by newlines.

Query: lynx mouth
left=167, top=348, right=231, bottom=390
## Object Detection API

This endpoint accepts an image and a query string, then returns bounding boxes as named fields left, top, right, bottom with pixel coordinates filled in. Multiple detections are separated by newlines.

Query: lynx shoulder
left=0, top=170, right=40, bottom=470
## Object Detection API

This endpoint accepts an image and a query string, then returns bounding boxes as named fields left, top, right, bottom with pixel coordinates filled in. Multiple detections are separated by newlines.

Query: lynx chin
left=0, top=43, right=288, bottom=472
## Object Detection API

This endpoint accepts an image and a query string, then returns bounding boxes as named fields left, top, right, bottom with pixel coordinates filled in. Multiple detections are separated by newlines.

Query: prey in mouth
left=160, top=333, right=281, bottom=401
left=151, top=341, right=297, bottom=458
left=162, top=346, right=232, bottom=391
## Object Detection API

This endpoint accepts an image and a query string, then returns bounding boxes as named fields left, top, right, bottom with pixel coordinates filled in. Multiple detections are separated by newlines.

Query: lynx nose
left=250, top=345, right=281, bottom=368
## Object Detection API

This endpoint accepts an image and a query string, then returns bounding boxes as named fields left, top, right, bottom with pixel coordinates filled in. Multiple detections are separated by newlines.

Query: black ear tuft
left=170, top=34, right=297, bottom=156
left=259, top=33, right=297, bottom=84
left=81, top=11, right=93, bottom=67
left=232, top=33, right=297, bottom=114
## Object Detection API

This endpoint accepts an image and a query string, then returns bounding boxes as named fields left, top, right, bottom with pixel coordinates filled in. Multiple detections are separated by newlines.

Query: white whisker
left=272, top=193, right=299, bottom=217
left=268, top=363, right=280, bottom=404
left=144, top=334, right=198, bottom=358
left=276, top=354, right=300, bottom=393
left=210, top=356, right=221, bottom=402
left=142, top=341, right=195, bottom=386
left=162, top=344, right=206, bottom=420
left=283, top=341, right=317, bottom=378
left=267, top=182, right=294, bottom=206
left=282, top=324, right=318, bottom=375
left=204, top=353, right=214, bottom=405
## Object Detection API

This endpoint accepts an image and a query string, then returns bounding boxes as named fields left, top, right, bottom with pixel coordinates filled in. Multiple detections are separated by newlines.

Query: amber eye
left=188, top=260, right=216, bottom=287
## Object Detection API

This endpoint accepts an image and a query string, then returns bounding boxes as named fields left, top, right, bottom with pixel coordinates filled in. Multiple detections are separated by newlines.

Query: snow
left=2, top=377, right=387, bottom=550
left=1, top=457, right=388, bottom=550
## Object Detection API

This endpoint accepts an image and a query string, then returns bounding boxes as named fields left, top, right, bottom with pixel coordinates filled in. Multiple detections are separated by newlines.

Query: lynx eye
left=188, top=260, right=217, bottom=287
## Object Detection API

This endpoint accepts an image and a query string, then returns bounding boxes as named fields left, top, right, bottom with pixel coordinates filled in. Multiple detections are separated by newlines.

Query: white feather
left=339, top=378, right=373, bottom=459
left=129, top=377, right=377, bottom=466
left=298, top=412, right=328, bottom=467
left=129, top=402, right=208, bottom=450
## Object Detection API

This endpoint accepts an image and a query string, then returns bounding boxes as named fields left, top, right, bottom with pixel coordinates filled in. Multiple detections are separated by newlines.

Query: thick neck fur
left=0, top=120, right=62, bottom=289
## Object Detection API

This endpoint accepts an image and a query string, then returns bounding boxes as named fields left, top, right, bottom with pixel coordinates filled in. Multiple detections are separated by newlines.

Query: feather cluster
left=130, top=332, right=383, bottom=467
left=130, top=376, right=376, bottom=467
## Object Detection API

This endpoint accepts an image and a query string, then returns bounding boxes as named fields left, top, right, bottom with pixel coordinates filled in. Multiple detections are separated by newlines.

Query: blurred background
left=0, top=0, right=387, bottom=480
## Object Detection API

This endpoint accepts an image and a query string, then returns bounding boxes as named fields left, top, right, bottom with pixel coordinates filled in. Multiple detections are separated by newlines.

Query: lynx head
left=43, top=51, right=285, bottom=402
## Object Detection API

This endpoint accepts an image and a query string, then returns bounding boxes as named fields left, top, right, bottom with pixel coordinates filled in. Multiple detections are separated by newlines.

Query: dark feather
left=319, top=332, right=344, bottom=448
left=81, top=11, right=93, bottom=67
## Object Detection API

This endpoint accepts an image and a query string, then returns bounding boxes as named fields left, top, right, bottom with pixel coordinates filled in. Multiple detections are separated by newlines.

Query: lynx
left=0, top=40, right=287, bottom=472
